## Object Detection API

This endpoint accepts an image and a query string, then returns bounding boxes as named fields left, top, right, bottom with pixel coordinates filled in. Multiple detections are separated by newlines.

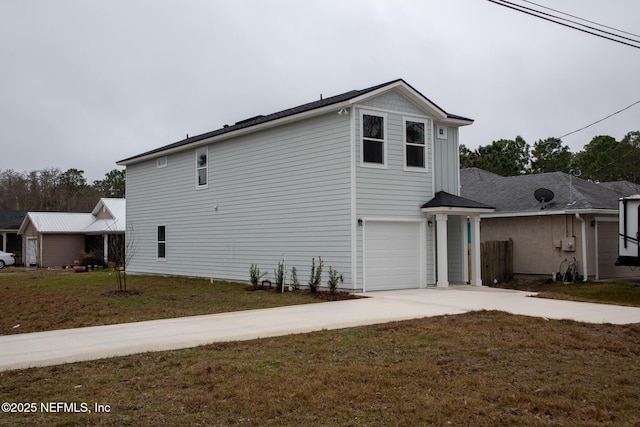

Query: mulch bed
left=247, top=285, right=365, bottom=301
left=101, top=290, right=144, bottom=297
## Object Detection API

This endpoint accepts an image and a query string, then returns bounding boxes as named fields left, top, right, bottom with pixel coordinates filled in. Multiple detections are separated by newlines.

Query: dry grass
left=1, top=311, right=639, bottom=426
left=0, top=269, right=321, bottom=335
left=498, top=277, right=640, bottom=307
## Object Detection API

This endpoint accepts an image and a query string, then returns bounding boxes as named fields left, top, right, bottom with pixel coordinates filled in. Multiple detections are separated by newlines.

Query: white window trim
left=360, top=110, right=388, bottom=169
left=403, top=117, right=430, bottom=173
left=157, top=156, right=168, bottom=169
left=196, top=147, right=208, bottom=189
left=157, top=224, right=167, bottom=261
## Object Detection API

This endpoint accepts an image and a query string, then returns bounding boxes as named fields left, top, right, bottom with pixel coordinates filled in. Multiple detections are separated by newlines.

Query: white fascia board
left=421, top=207, right=495, bottom=215
left=348, top=81, right=449, bottom=121
left=438, top=117, right=474, bottom=126
left=17, top=214, right=32, bottom=235
left=118, top=100, right=353, bottom=166
left=480, top=209, right=618, bottom=219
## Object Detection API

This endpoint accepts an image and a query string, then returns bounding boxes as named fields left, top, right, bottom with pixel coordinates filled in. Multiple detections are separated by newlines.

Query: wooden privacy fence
left=481, top=239, right=513, bottom=286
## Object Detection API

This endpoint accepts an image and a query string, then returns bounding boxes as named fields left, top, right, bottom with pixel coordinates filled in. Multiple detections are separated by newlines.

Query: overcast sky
left=1, top=0, right=639, bottom=182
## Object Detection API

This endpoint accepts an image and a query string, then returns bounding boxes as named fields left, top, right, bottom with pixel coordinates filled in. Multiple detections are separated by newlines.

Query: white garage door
left=364, top=221, right=423, bottom=291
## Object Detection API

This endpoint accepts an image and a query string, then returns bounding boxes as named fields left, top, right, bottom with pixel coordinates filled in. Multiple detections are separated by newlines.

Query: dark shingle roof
left=118, top=79, right=473, bottom=164
left=421, top=191, right=495, bottom=210
left=0, top=211, right=26, bottom=230
left=598, top=180, right=640, bottom=198
left=460, top=168, right=622, bottom=213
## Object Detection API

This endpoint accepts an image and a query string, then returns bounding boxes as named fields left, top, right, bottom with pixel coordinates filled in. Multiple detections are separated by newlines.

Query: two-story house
left=117, top=79, right=493, bottom=291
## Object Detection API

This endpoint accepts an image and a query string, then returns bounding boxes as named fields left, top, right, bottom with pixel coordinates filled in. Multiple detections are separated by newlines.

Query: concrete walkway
left=1, top=286, right=639, bottom=371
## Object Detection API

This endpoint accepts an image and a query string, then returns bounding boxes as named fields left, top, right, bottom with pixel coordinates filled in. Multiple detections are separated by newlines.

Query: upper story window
left=196, top=148, right=208, bottom=187
left=157, top=156, right=167, bottom=168
left=404, top=118, right=427, bottom=170
left=361, top=112, right=387, bottom=168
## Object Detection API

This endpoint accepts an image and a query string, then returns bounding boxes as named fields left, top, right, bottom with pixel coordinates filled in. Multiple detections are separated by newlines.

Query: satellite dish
left=534, top=188, right=555, bottom=209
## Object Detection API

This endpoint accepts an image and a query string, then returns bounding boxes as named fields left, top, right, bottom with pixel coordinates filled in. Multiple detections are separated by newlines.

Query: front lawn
left=498, top=277, right=640, bottom=307
left=0, top=269, right=321, bottom=335
left=1, top=311, right=639, bottom=426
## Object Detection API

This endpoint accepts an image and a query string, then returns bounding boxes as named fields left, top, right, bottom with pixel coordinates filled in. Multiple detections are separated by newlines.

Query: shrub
left=78, top=250, right=105, bottom=267
left=250, top=264, right=266, bottom=289
left=327, top=266, right=343, bottom=295
left=291, top=266, right=300, bottom=290
left=308, top=256, right=323, bottom=293
left=274, top=260, right=285, bottom=292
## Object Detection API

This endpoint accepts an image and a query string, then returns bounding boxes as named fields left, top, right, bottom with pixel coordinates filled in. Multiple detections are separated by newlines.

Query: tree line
left=461, top=130, right=640, bottom=183
left=0, top=168, right=125, bottom=212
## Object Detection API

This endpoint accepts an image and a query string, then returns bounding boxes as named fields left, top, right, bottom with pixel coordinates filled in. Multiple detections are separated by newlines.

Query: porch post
left=436, top=213, right=449, bottom=287
left=470, top=215, right=483, bottom=286
left=103, top=234, right=109, bottom=265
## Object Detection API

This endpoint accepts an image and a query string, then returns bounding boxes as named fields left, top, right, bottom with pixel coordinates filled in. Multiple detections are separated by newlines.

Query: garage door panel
left=364, top=221, right=423, bottom=291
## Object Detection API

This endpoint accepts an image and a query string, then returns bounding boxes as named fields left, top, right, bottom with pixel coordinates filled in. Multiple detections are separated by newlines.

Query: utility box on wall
left=563, top=236, right=576, bottom=252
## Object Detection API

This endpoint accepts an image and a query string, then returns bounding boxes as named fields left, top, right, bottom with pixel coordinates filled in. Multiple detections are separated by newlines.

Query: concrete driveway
left=1, top=286, right=639, bottom=371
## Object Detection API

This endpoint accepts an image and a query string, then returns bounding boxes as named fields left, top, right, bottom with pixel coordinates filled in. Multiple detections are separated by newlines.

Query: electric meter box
left=562, top=237, right=576, bottom=252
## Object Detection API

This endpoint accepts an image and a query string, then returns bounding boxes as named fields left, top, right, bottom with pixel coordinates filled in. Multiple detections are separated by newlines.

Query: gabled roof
left=0, top=210, right=26, bottom=230
left=18, top=198, right=126, bottom=235
left=117, top=79, right=473, bottom=165
left=19, top=212, right=96, bottom=234
left=460, top=168, right=622, bottom=215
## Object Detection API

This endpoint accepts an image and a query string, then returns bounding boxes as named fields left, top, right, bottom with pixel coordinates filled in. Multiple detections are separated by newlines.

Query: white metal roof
left=18, top=198, right=126, bottom=235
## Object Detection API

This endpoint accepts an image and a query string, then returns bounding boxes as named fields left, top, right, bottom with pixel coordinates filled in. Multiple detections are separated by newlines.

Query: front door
left=26, top=237, right=37, bottom=266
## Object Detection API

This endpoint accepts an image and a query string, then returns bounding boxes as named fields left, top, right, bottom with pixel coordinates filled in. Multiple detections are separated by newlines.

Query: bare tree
left=109, top=223, right=138, bottom=293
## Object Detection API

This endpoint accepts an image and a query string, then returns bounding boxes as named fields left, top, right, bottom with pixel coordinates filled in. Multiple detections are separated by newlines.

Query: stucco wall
left=480, top=214, right=588, bottom=278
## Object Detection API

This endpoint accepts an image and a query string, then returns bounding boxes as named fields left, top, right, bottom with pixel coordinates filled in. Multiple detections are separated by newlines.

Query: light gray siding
left=125, top=85, right=467, bottom=291
left=354, top=91, right=436, bottom=288
left=433, top=126, right=459, bottom=194
left=127, top=111, right=353, bottom=284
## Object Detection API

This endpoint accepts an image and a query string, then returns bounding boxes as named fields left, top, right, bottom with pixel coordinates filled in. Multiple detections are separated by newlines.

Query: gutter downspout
left=575, top=213, right=588, bottom=282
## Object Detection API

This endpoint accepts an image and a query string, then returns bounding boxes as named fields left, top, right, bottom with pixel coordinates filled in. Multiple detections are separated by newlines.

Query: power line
left=558, top=100, right=640, bottom=139
left=487, top=0, right=640, bottom=49
left=520, top=0, right=640, bottom=40
left=512, top=0, right=640, bottom=45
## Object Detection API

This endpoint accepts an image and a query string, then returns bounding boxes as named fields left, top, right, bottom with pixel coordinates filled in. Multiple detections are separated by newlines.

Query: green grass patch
left=1, top=311, right=639, bottom=426
left=0, top=269, right=320, bottom=335
left=499, top=278, right=640, bottom=307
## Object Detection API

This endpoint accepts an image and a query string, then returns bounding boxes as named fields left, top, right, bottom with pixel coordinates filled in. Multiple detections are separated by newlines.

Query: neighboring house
left=117, top=79, right=494, bottom=291
left=0, top=210, right=26, bottom=264
left=460, top=168, right=640, bottom=281
left=18, top=198, right=125, bottom=267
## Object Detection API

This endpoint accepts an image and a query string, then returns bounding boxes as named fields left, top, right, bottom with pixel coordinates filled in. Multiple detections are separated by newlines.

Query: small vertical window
left=157, top=156, right=167, bottom=168
left=196, top=148, right=208, bottom=187
left=157, top=225, right=166, bottom=259
left=361, top=112, right=387, bottom=167
left=405, top=119, right=426, bottom=169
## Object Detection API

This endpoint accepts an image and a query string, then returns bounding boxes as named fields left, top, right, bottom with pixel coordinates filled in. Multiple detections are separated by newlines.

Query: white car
left=0, top=250, right=16, bottom=269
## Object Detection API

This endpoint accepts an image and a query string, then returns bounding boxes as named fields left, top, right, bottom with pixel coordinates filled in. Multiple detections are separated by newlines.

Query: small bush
left=327, top=266, right=343, bottom=295
left=291, top=266, right=300, bottom=290
left=79, top=250, right=105, bottom=267
left=250, top=264, right=266, bottom=289
left=274, top=261, right=285, bottom=292
left=308, top=256, right=323, bottom=293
